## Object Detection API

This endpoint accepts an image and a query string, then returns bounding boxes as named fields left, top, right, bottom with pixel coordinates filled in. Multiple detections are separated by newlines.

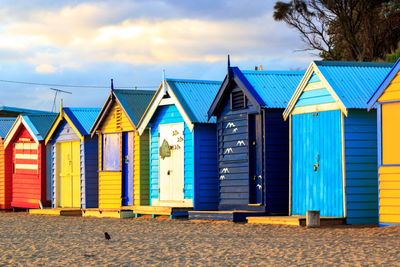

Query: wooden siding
left=11, top=126, right=48, bottom=209
left=217, top=83, right=256, bottom=210
left=344, top=110, right=378, bottom=224
left=379, top=166, right=400, bottom=224
left=381, top=102, right=400, bottom=165
left=0, top=141, right=13, bottom=209
left=98, top=171, right=122, bottom=208
left=134, top=130, right=150, bottom=206
left=100, top=102, right=134, bottom=133
left=378, top=71, right=400, bottom=102
left=265, top=110, right=289, bottom=214
left=149, top=104, right=194, bottom=204
left=194, top=124, right=219, bottom=210
left=84, top=136, right=98, bottom=208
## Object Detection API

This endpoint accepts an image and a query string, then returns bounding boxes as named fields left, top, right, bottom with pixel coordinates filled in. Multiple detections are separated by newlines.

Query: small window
left=231, top=90, right=246, bottom=110
left=103, top=133, right=120, bottom=171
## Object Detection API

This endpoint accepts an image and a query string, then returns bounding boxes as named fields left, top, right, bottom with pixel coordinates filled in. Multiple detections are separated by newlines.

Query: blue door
left=291, top=110, right=343, bottom=217
left=122, top=132, right=134, bottom=206
left=248, top=114, right=263, bottom=204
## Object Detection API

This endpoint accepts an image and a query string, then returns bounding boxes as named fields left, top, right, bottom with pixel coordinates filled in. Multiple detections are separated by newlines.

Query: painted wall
left=344, top=110, right=378, bottom=224
left=0, top=140, right=12, bottom=209
left=193, top=124, right=219, bottom=210
left=83, top=136, right=98, bottom=208
left=379, top=166, right=400, bottom=225
left=149, top=104, right=194, bottom=204
left=377, top=71, right=400, bottom=102
left=216, top=84, right=257, bottom=210
left=100, top=103, right=134, bottom=133
left=134, top=130, right=150, bottom=206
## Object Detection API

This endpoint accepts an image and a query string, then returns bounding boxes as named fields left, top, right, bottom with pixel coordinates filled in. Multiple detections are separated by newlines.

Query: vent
left=231, top=90, right=246, bottom=110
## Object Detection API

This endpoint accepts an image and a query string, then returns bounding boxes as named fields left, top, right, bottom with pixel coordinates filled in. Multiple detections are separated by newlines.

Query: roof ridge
left=166, top=78, right=221, bottom=84
left=315, top=60, right=393, bottom=67
left=241, top=70, right=305, bottom=75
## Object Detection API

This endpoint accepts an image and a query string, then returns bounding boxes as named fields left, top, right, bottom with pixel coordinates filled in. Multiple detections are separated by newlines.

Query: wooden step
left=189, top=210, right=266, bottom=222
left=132, top=206, right=192, bottom=218
left=247, top=216, right=345, bottom=226
left=82, top=208, right=134, bottom=219
left=29, top=208, right=82, bottom=216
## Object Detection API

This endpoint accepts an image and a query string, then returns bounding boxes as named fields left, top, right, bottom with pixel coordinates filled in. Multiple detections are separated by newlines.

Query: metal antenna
left=50, top=88, right=72, bottom=112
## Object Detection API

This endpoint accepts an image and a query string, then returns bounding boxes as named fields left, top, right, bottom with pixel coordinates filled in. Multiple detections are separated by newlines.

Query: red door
left=12, top=142, right=41, bottom=208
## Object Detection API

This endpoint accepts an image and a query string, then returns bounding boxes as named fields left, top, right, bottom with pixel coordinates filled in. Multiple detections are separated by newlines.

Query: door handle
left=167, top=170, right=172, bottom=175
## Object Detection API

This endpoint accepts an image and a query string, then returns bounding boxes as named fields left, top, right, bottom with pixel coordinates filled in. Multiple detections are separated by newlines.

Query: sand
left=0, top=212, right=399, bottom=266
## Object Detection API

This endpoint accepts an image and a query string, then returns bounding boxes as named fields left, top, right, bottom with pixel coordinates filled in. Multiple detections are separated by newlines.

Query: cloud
left=35, top=64, right=57, bottom=73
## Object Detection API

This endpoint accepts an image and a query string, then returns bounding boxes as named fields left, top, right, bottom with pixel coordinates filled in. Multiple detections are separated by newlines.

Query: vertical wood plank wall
left=134, top=130, right=150, bottom=206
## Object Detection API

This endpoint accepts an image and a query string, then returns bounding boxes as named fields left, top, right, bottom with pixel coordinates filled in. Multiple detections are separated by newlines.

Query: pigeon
left=104, top=232, right=111, bottom=240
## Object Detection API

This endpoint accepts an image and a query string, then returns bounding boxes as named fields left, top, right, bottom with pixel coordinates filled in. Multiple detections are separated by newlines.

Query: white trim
left=283, top=62, right=348, bottom=120
left=137, top=83, right=165, bottom=135
left=292, top=103, right=340, bottom=115
left=4, top=116, right=40, bottom=148
left=159, top=98, right=175, bottom=106
left=137, top=81, right=194, bottom=135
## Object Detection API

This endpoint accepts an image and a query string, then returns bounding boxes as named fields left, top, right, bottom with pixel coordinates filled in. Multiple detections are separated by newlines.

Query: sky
left=0, top=0, right=316, bottom=111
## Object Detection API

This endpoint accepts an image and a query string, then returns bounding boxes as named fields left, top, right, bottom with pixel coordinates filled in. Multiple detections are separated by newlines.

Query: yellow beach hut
left=367, top=58, right=400, bottom=226
left=90, top=82, right=155, bottom=211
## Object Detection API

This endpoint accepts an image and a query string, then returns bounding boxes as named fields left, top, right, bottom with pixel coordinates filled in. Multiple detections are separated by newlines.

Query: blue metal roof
left=166, top=78, right=222, bottom=123
left=367, top=57, right=400, bottom=109
left=241, top=70, right=305, bottom=108
left=0, top=118, right=15, bottom=139
left=0, top=106, right=53, bottom=116
left=114, top=89, right=156, bottom=126
left=23, top=113, right=57, bottom=140
left=64, top=108, right=101, bottom=136
left=315, top=61, right=393, bottom=109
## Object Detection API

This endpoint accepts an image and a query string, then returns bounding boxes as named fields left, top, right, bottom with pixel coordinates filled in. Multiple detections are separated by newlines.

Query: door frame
left=121, top=131, right=134, bottom=206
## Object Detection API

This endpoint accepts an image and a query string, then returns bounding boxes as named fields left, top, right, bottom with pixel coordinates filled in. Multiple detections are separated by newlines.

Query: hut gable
left=99, top=102, right=134, bottom=133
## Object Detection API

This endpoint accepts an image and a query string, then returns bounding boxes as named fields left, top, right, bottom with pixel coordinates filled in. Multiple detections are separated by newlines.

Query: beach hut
left=190, top=64, right=304, bottom=221
left=44, top=106, right=101, bottom=209
left=3, top=113, right=57, bottom=209
left=136, top=78, right=221, bottom=217
left=0, top=118, right=16, bottom=209
left=90, top=85, right=155, bottom=210
left=367, top=58, right=400, bottom=226
left=283, top=61, right=393, bottom=224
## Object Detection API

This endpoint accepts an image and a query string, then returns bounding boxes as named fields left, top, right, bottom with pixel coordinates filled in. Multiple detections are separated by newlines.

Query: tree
left=273, top=0, right=400, bottom=61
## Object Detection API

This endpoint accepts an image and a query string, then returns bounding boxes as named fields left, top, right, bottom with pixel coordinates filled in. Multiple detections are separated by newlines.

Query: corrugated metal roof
left=166, top=78, right=222, bottom=123
left=315, top=61, right=394, bottom=109
left=23, top=113, right=57, bottom=139
left=241, top=70, right=305, bottom=108
left=114, top=89, right=156, bottom=126
left=0, top=106, right=53, bottom=117
left=0, top=118, right=16, bottom=138
left=64, top=108, right=101, bottom=136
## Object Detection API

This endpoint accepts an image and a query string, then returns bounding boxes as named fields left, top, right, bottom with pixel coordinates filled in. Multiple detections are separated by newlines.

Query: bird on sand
left=104, top=232, right=111, bottom=240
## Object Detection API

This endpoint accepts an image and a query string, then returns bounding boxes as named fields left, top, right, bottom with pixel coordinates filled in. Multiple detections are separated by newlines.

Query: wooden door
left=159, top=123, right=184, bottom=202
left=248, top=114, right=263, bottom=204
left=57, top=141, right=80, bottom=208
left=122, top=132, right=134, bottom=206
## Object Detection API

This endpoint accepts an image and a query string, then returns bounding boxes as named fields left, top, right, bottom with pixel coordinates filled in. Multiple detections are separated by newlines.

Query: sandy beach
left=0, top=212, right=399, bottom=266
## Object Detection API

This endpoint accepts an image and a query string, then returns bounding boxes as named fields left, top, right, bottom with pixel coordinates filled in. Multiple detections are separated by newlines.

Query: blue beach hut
left=136, top=78, right=221, bottom=217
left=189, top=63, right=305, bottom=221
left=45, top=106, right=101, bottom=209
left=283, top=61, right=393, bottom=224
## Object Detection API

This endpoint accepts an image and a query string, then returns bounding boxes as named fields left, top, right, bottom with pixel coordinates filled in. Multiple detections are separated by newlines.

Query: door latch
left=314, top=153, right=320, bottom=172
left=124, top=155, right=129, bottom=164
left=167, top=170, right=172, bottom=175
left=253, top=175, right=257, bottom=181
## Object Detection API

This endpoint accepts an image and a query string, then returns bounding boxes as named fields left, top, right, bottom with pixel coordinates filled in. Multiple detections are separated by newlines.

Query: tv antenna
left=50, top=88, right=72, bottom=112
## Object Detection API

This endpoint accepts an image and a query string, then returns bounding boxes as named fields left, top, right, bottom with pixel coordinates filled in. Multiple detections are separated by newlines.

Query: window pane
left=103, top=133, right=120, bottom=170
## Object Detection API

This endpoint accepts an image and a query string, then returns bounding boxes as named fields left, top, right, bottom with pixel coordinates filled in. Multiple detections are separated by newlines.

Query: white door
left=159, top=123, right=184, bottom=202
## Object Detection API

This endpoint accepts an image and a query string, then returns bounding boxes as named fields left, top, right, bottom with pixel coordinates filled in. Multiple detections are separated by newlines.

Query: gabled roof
left=137, top=78, right=222, bottom=135
left=367, top=57, right=400, bottom=110
left=283, top=61, right=393, bottom=119
left=45, top=107, right=101, bottom=144
left=90, top=89, right=155, bottom=135
left=0, top=106, right=54, bottom=117
left=4, top=113, right=57, bottom=147
left=0, top=118, right=16, bottom=139
left=208, top=66, right=305, bottom=117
